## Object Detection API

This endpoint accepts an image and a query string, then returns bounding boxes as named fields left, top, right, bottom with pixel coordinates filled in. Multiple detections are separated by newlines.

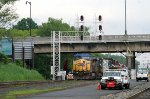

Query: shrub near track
left=0, top=63, right=44, bottom=82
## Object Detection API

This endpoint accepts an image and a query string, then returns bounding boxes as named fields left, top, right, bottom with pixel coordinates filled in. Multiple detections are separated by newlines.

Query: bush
left=0, top=52, right=9, bottom=64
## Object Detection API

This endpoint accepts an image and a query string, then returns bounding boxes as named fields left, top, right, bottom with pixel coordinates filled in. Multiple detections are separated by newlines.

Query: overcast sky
left=14, top=0, right=150, bottom=35
left=14, top=0, right=150, bottom=63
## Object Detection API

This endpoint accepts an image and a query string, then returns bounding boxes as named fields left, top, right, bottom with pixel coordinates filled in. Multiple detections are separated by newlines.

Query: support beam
left=132, top=52, right=136, bottom=69
left=126, top=56, right=132, bottom=70
left=22, top=47, right=25, bottom=68
left=32, top=47, right=34, bottom=69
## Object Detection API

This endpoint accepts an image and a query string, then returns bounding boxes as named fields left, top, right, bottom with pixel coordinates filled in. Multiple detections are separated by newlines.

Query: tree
left=34, top=54, right=51, bottom=79
left=0, top=28, right=6, bottom=37
left=0, top=0, right=18, bottom=28
left=13, top=18, right=38, bottom=30
left=37, top=17, right=76, bottom=36
left=37, top=17, right=90, bottom=36
left=100, top=54, right=139, bottom=68
left=1, top=0, right=17, bottom=4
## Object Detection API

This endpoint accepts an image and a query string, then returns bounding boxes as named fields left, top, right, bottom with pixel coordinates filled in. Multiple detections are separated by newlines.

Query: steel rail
left=127, top=87, right=150, bottom=99
left=0, top=80, right=62, bottom=88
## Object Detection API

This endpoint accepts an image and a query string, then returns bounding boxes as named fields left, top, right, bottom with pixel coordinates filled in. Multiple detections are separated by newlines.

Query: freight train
left=72, top=58, right=102, bottom=79
left=71, top=54, right=119, bottom=80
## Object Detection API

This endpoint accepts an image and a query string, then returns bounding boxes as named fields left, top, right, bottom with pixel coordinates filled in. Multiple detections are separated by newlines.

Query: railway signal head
left=80, top=25, right=84, bottom=31
left=98, top=15, right=102, bottom=21
left=81, top=35, right=83, bottom=40
left=99, top=35, right=102, bottom=40
left=80, top=15, right=84, bottom=21
left=99, top=25, right=102, bottom=31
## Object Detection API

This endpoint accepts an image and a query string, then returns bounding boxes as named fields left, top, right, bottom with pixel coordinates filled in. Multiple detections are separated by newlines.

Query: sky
left=14, top=0, right=150, bottom=35
left=14, top=0, right=150, bottom=64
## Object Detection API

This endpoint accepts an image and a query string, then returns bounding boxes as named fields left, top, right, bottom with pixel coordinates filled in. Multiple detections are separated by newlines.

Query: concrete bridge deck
left=14, top=34, right=150, bottom=44
left=13, top=34, right=150, bottom=53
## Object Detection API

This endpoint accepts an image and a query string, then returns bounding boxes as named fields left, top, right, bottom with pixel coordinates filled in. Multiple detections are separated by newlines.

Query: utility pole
left=26, top=1, right=31, bottom=36
left=125, top=0, right=127, bottom=35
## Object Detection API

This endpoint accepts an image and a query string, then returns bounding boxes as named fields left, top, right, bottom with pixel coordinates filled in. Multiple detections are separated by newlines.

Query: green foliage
left=0, top=0, right=19, bottom=28
left=13, top=18, right=38, bottom=30
left=0, top=0, right=18, bottom=4
left=0, top=52, right=9, bottom=64
left=0, top=63, right=44, bottom=82
left=14, top=60, right=27, bottom=67
left=91, top=53, right=105, bottom=58
left=37, top=17, right=76, bottom=36
left=34, top=54, right=51, bottom=79
left=7, top=29, right=28, bottom=38
left=61, top=53, right=73, bottom=70
left=92, top=53, right=127, bottom=65
left=92, top=53, right=139, bottom=67
left=34, top=53, right=74, bottom=79
left=6, top=29, right=37, bottom=38
left=106, top=54, right=126, bottom=65
left=7, top=87, right=63, bottom=96
left=0, top=28, right=6, bottom=37
left=0, top=28, right=38, bottom=38
left=1, top=87, right=63, bottom=99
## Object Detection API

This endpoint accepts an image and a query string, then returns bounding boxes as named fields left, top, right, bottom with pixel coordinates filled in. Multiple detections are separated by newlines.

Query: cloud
left=14, top=0, right=150, bottom=35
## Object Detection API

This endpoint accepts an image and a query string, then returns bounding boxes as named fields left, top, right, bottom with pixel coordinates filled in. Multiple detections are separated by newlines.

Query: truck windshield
left=103, top=72, right=121, bottom=77
left=138, top=70, right=148, bottom=74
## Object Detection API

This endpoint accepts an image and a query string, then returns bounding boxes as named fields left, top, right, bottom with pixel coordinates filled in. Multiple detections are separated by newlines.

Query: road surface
left=19, top=80, right=146, bottom=99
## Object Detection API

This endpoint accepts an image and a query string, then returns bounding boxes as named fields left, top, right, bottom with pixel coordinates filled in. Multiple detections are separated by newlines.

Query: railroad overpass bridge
left=14, top=34, right=150, bottom=53
left=13, top=31, right=150, bottom=80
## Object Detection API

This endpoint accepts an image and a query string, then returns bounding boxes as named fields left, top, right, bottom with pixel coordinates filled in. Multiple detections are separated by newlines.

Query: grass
left=0, top=95, right=16, bottom=99
left=8, top=87, right=64, bottom=95
left=0, top=63, right=64, bottom=99
left=0, top=63, right=44, bottom=82
left=0, top=87, right=64, bottom=99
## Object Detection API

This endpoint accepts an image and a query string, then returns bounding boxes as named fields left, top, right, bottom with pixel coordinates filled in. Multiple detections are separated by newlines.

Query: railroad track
left=100, top=82, right=150, bottom=99
left=0, top=80, right=61, bottom=88
left=0, top=80, right=98, bottom=89
left=127, top=87, right=150, bottom=99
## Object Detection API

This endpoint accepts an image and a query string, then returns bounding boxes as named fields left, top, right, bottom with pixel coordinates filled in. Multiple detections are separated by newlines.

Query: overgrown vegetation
left=0, top=52, right=44, bottom=82
left=0, top=63, right=44, bottom=81
left=34, top=54, right=51, bottom=79
left=60, top=53, right=74, bottom=74
left=0, top=52, right=9, bottom=64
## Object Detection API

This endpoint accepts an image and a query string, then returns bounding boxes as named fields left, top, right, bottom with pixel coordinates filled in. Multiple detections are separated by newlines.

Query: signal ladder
left=51, top=31, right=60, bottom=80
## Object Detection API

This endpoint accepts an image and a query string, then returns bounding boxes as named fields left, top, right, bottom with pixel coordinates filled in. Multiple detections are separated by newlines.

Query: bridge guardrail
left=13, top=34, right=150, bottom=44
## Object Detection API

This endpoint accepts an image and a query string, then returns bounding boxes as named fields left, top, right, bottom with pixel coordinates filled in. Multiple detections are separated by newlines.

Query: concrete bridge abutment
left=126, top=52, right=136, bottom=70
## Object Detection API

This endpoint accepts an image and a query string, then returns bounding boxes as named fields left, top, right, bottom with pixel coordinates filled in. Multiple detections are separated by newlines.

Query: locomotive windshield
left=74, top=54, right=91, bottom=60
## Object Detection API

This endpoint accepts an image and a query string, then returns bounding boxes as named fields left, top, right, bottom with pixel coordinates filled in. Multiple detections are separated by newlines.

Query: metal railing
left=13, top=32, right=150, bottom=44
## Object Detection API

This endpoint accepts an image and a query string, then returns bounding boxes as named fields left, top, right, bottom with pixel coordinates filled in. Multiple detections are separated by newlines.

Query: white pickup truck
left=100, top=71, right=124, bottom=90
left=101, top=69, right=130, bottom=89
left=136, top=70, right=149, bottom=82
